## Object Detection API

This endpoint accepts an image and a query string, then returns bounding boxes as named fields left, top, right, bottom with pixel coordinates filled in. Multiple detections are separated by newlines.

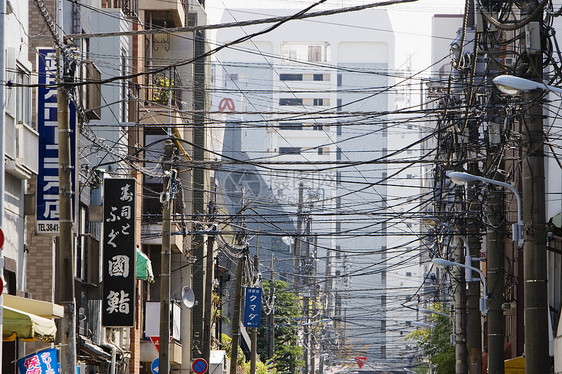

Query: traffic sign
left=355, top=356, right=367, bottom=369
left=192, top=358, right=208, bottom=374
left=266, top=359, right=276, bottom=371
left=0, top=226, right=4, bottom=249
left=151, top=358, right=159, bottom=374
left=150, top=337, right=160, bottom=352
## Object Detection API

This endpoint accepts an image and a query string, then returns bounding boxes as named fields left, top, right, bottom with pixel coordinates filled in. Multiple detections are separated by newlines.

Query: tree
left=257, top=280, right=304, bottom=374
left=406, top=304, right=455, bottom=374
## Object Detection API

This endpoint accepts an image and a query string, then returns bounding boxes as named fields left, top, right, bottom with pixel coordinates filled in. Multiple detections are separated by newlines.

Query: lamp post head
left=432, top=258, right=455, bottom=267
left=447, top=171, right=478, bottom=185
left=492, top=75, right=545, bottom=95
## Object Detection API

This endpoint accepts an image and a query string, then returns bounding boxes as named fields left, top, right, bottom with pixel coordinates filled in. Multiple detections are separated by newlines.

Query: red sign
left=150, top=336, right=173, bottom=353
left=218, top=98, right=235, bottom=112
left=150, top=337, right=160, bottom=352
left=0, top=226, right=4, bottom=249
left=355, top=356, right=367, bottom=369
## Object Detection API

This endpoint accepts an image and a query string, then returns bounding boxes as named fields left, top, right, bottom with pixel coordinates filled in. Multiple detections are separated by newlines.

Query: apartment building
left=214, top=8, right=423, bottom=371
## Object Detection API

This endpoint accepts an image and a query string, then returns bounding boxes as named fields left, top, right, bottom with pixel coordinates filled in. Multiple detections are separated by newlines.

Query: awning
left=4, top=294, right=64, bottom=318
left=3, top=306, right=57, bottom=342
left=136, top=248, right=154, bottom=282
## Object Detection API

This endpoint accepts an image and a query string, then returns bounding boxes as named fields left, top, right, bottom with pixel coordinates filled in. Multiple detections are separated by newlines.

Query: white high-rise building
left=213, top=8, right=423, bottom=371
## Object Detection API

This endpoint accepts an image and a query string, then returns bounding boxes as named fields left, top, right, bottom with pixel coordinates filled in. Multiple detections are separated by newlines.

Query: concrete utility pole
left=159, top=140, right=175, bottom=374
left=202, top=200, right=216, bottom=364
left=521, top=1, right=549, bottom=372
left=454, top=236, right=467, bottom=374
left=57, top=0, right=77, bottom=370
left=484, top=11, right=505, bottom=372
left=294, top=183, right=304, bottom=284
left=267, top=254, right=275, bottom=358
left=229, top=251, right=246, bottom=374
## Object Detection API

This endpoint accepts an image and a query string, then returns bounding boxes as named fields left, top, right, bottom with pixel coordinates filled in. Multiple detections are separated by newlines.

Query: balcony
left=139, top=0, right=186, bottom=27
left=141, top=222, right=184, bottom=253
left=102, top=0, right=139, bottom=18
left=142, top=66, right=183, bottom=110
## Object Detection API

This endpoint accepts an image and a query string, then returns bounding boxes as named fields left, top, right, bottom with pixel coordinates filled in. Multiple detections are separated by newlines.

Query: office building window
left=280, top=73, right=303, bottom=81
left=313, top=74, right=323, bottom=81
left=337, top=74, right=342, bottom=86
left=279, top=147, right=302, bottom=155
left=279, top=98, right=303, bottom=106
left=336, top=98, right=342, bottom=112
left=313, top=124, right=323, bottom=130
left=279, top=122, right=303, bottom=130
left=16, top=69, right=31, bottom=126
left=336, top=147, right=341, bottom=160
left=313, top=98, right=324, bottom=106
left=318, top=148, right=323, bottom=155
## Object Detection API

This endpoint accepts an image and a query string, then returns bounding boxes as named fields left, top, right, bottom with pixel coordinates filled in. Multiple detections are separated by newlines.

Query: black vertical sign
left=102, top=179, right=136, bottom=327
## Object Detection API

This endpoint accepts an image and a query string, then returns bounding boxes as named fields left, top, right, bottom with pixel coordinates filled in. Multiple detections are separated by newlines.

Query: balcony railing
left=102, top=0, right=139, bottom=18
left=144, top=66, right=183, bottom=109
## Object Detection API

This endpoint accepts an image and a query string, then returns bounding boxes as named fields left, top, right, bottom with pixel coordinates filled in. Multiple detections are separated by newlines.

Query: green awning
left=3, top=306, right=57, bottom=342
left=136, top=248, right=154, bottom=282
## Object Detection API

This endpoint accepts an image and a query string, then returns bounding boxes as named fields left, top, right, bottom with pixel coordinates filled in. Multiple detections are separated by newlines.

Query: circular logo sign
left=192, top=358, right=208, bottom=374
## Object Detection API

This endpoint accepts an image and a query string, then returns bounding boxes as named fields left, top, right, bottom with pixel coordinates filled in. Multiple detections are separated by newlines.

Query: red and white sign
left=150, top=336, right=172, bottom=353
left=218, top=98, right=235, bottom=112
left=0, top=226, right=4, bottom=249
left=355, top=356, right=367, bottom=369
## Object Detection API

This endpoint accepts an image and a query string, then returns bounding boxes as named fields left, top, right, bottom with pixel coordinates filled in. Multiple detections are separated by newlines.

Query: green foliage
left=257, top=280, right=304, bottom=374
left=240, top=359, right=272, bottom=374
left=406, top=304, right=455, bottom=374
left=221, top=333, right=245, bottom=367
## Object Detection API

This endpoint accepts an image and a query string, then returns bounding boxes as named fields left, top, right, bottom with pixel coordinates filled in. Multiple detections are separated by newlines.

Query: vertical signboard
left=17, top=348, right=60, bottom=374
left=243, top=287, right=262, bottom=327
left=102, top=178, right=136, bottom=327
left=36, top=48, right=76, bottom=234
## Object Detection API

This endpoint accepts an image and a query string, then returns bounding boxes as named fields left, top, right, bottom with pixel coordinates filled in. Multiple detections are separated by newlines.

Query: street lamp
left=432, top=258, right=488, bottom=316
left=448, top=171, right=523, bottom=248
left=492, top=74, right=562, bottom=96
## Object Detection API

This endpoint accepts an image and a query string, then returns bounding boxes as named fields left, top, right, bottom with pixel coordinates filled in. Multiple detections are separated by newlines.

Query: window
left=279, top=147, right=301, bottom=155
left=308, top=46, right=322, bottom=62
left=313, top=98, right=324, bottom=106
left=313, top=74, right=323, bottom=81
left=318, top=148, right=323, bottom=155
left=279, top=122, right=303, bottom=130
left=279, top=98, right=302, bottom=106
left=313, top=124, right=323, bottom=130
left=336, top=147, right=341, bottom=160
left=280, top=73, right=303, bottom=81
left=16, top=69, right=31, bottom=126
left=337, top=74, right=342, bottom=86
left=336, top=171, right=341, bottom=185
left=406, top=272, right=412, bottom=277
left=336, top=98, right=342, bottom=112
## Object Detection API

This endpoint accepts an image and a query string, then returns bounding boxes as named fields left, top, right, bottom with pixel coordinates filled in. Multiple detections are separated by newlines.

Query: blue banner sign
left=36, top=48, right=76, bottom=234
left=17, top=347, right=60, bottom=374
left=243, top=287, right=262, bottom=327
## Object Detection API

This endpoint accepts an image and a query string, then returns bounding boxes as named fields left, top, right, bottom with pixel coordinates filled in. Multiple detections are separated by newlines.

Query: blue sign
left=151, top=358, right=159, bottom=374
left=36, top=48, right=76, bottom=234
left=243, top=287, right=262, bottom=327
left=192, top=358, right=208, bottom=374
left=17, top=347, right=60, bottom=374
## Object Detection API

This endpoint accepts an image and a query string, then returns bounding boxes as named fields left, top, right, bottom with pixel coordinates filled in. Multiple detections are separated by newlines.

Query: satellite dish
left=182, top=286, right=195, bottom=308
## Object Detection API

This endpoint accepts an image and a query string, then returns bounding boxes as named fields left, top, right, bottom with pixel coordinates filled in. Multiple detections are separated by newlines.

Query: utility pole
left=521, top=1, right=549, bottom=372
left=454, top=235, right=467, bottom=374
left=267, top=254, right=275, bottom=359
left=0, top=0, right=5, bottom=366
left=229, top=250, right=247, bottom=374
left=484, top=6, right=505, bottom=371
left=159, top=140, right=174, bottom=374
left=57, top=0, right=77, bottom=370
left=303, top=217, right=311, bottom=374
left=250, top=252, right=259, bottom=374
left=294, top=183, right=304, bottom=284
left=202, top=201, right=216, bottom=364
